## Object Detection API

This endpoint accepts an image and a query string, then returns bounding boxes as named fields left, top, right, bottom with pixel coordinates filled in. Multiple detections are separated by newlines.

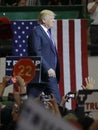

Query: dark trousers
left=46, top=77, right=61, bottom=104
left=27, top=77, right=61, bottom=104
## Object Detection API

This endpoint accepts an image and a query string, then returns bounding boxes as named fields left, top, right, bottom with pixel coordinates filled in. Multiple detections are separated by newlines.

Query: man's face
left=43, top=15, right=55, bottom=29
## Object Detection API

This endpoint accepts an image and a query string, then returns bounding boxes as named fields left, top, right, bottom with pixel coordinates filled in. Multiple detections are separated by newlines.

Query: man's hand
left=13, top=76, right=26, bottom=94
left=48, top=68, right=56, bottom=78
left=15, top=76, right=25, bottom=87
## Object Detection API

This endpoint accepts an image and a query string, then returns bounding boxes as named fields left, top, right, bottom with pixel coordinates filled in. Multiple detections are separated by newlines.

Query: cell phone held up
left=8, top=77, right=16, bottom=84
left=40, top=92, right=52, bottom=102
left=65, top=92, right=76, bottom=99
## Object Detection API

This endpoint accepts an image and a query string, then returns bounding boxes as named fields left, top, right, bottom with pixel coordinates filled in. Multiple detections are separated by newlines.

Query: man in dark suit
left=28, top=9, right=61, bottom=104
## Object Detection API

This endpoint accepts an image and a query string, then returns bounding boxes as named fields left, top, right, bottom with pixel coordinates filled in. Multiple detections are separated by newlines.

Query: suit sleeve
left=28, top=29, right=51, bottom=73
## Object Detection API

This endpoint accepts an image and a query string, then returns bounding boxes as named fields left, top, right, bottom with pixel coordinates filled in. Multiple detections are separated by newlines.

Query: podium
left=5, top=56, right=49, bottom=97
left=6, top=56, right=41, bottom=83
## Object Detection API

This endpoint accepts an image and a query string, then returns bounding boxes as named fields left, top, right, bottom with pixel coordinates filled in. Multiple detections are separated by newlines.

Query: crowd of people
left=0, top=75, right=97, bottom=130
left=0, top=0, right=82, bottom=6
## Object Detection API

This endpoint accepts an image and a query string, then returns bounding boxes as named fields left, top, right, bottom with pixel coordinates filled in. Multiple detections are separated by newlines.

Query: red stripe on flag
left=81, top=20, right=88, bottom=86
left=69, top=20, right=76, bottom=109
left=57, top=20, right=64, bottom=97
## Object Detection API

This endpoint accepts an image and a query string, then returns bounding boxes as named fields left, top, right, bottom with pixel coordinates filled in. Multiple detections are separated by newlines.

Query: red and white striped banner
left=51, top=19, right=88, bottom=109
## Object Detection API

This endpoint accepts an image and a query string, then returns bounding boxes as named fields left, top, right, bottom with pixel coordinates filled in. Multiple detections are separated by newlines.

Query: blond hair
left=38, top=9, right=56, bottom=24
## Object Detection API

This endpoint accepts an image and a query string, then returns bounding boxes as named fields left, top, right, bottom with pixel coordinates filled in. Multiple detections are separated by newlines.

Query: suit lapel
left=39, top=26, right=56, bottom=54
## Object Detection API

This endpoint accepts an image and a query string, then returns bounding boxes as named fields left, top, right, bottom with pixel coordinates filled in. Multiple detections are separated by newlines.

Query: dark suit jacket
left=28, top=25, right=60, bottom=83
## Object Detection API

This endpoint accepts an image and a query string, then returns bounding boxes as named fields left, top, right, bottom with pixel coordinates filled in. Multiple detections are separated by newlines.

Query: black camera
left=40, top=93, right=52, bottom=102
left=68, top=93, right=75, bottom=98
left=66, top=92, right=76, bottom=99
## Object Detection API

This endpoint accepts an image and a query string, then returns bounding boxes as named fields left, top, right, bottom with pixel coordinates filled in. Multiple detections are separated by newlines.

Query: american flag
left=11, top=20, right=39, bottom=56
left=11, top=19, right=88, bottom=109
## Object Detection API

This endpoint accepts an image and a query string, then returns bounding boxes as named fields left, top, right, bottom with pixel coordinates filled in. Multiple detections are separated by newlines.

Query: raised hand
left=82, top=76, right=95, bottom=90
